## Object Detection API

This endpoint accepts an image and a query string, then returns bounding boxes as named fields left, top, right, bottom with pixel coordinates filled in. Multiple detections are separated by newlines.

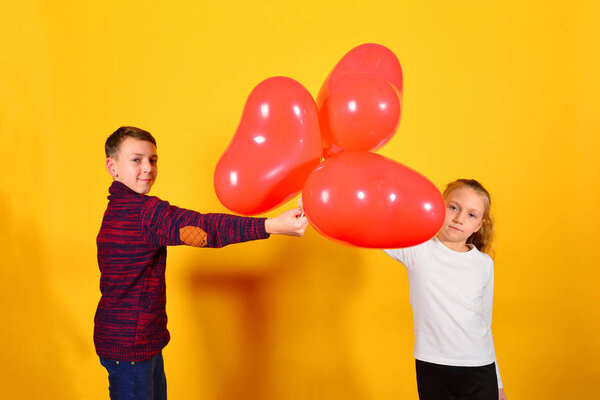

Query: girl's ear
left=106, top=158, right=118, bottom=178
left=474, top=219, right=484, bottom=233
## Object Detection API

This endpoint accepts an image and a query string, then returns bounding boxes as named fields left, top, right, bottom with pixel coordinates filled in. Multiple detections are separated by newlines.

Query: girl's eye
left=132, top=158, right=140, bottom=162
left=448, top=205, right=457, bottom=211
left=469, top=213, right=476, bottom=218
left=150, top=159, right=157, bottom=164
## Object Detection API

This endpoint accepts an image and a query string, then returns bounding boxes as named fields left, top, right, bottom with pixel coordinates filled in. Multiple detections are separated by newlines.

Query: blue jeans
left=100, top=352, right=167, bottom=400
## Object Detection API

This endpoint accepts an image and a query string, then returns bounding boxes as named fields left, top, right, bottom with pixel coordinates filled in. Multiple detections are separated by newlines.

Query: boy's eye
left=132, top=158, right=140, bottom=162
left=150, top=159, right=157, bottom=164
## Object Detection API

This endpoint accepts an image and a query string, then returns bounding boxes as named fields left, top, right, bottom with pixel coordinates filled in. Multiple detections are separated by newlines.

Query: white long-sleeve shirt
left=384, top=236, right=503, bottom=388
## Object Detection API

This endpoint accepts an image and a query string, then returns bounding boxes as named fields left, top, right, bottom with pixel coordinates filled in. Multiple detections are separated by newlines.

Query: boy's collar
left=109, top=180, right=143, bottom=197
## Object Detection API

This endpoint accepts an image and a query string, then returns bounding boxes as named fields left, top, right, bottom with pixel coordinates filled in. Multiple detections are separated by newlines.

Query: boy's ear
left=106, top=158, right=118, bottom=178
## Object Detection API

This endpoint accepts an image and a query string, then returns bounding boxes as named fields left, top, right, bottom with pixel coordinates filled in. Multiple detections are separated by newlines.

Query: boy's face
left=106, top=137, right=158, bottom=194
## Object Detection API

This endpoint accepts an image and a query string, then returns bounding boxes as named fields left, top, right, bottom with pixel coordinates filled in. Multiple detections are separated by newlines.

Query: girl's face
left=437, top=186, right=486, bottom=251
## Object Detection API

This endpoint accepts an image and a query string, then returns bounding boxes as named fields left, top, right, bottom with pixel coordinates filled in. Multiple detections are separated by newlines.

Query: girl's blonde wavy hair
left=443, top=179, right=495, bottom=258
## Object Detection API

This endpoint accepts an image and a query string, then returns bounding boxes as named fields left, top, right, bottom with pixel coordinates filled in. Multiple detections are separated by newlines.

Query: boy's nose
left=142, top=160, right=152, bottom=172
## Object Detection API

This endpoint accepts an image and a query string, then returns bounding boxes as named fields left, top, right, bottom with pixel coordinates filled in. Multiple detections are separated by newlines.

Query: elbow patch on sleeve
left=179, top=226, right=208, bottom=247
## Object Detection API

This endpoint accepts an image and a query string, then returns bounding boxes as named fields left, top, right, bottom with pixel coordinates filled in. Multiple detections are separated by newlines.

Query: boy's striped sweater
left=95, top=181, right=269, bottom=361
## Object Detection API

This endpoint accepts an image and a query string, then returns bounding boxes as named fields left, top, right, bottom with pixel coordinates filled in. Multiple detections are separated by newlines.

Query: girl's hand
left=499, top=388, right=507, bottom=400
left=265, top=208, right=308, bottom=237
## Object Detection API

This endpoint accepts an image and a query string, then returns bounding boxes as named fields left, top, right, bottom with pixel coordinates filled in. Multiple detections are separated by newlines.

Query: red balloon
left=317, top=43, right=404, bottom=157
left=214, top=77, right=322, bottom=215
left=317, top=43, right=403, bottom=105
left=302, top=151, right=445, bottom=248
left=319, top=73, right=401, bottom=157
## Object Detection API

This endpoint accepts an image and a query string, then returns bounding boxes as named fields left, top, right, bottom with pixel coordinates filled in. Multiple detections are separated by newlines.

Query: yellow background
left=1, top=1, right=599, bottom=399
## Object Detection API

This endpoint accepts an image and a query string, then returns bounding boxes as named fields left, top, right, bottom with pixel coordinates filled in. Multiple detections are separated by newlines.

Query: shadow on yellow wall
left=185, top=233, right=366, bottom=399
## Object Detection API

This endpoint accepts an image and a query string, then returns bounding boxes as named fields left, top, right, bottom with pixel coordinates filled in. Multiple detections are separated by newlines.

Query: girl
left=384, top=179, right=507, bottom=400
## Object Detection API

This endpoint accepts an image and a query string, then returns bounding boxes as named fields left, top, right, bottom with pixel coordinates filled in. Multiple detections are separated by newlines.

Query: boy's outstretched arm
left=265, top=208, right=308, bottom=237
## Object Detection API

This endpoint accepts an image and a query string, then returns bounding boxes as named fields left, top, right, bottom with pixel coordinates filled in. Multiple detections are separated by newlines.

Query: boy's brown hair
left=105, top=126, right=157, bottom=159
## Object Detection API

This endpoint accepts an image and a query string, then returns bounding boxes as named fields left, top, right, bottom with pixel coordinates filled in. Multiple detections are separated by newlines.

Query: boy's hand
left=297, top=196, right=304, bottom=217
left=265, top=208, right=308, bottom=237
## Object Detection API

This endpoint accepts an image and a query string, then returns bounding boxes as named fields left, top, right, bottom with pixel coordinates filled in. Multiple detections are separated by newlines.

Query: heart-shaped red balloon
left=317, top=43, right=404, bottom=105
left=319, top=73, right=401, bottom=157
left=302, top=151, right=445, bottom=248
left=214, top=77, right=322, bottom=215
left=317, top=43, right=404, bottom=157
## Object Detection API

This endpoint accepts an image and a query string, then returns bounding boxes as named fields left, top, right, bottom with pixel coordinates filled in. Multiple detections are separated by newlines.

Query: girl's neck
left=436, top=235, right=470, bottom=252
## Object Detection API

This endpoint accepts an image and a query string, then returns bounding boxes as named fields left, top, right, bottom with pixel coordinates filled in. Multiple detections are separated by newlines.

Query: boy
left=95, top=126, right=307, bottom=399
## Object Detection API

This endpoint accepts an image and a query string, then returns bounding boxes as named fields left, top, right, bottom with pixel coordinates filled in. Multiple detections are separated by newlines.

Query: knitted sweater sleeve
left=139, top=196, right=269, bottom=248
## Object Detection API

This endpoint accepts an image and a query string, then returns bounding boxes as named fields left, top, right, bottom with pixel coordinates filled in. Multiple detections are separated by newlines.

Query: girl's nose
left=453, top=212, right=464, bottom=224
